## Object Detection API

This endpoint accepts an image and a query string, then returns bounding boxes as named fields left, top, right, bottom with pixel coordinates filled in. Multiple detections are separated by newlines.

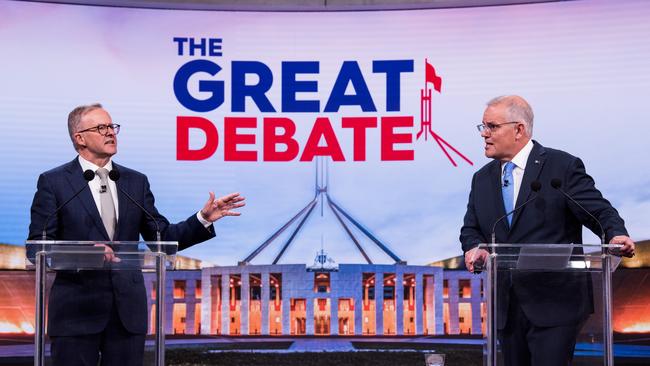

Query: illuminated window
left=459, top=279, right=471, bottom=298
left=313, top=272, right=330, bottom=293
left=173, top=280, right=186, bottom=299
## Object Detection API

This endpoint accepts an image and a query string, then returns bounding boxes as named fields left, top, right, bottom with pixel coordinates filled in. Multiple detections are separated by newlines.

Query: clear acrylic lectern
left=477, top=243, right=622, bottom=366
left=25, top=240, right=178, bottom=366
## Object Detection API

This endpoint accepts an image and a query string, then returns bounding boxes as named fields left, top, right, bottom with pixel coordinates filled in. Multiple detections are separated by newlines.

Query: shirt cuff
left=196, top=211, right=212, bottom=228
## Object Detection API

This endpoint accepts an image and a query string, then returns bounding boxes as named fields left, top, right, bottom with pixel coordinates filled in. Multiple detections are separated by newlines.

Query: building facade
left=138, top=263, right=487, bottom=336
left=186, top=263, right=481, bottom=336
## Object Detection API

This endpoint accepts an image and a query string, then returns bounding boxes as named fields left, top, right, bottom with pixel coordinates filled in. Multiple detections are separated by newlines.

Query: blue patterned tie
left=502, top=161, right=516, bottom=226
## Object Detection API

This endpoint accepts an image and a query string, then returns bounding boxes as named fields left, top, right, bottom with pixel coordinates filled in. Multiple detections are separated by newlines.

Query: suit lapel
left=509, top=141, right=546, bottom=230
left=64, top=159, right=111, bottom=240
left=489, top=160, right=509, bottom=234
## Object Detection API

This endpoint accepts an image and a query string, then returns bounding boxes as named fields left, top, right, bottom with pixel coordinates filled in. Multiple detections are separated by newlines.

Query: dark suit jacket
left=460, top=141, right=628, bottom=328
left=27, top=158, right=215, bottom=336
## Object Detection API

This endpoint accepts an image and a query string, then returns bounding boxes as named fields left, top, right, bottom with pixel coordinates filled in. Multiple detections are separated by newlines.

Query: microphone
left=490, top=180, right=542, bottom=244
left=108, top=168, right=162, bottom=242
left=550, top=178, right=605, bottom=244
left=471, top=181, right=542, bottom=274
left=42, top=169, right=96, bottom=240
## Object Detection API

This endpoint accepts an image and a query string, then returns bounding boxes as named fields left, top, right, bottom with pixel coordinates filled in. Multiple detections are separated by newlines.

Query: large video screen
left=0, top=0, right=648, bottom=266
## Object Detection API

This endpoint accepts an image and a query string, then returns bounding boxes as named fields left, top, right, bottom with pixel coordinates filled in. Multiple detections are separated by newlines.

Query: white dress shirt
left=78, top=155, right=119, bottom=220
left=501, top=139, right=534, bottom=206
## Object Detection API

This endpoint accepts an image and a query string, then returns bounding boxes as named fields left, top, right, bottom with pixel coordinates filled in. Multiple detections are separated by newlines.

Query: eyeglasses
left=476, top=121, right=519, bottom=133
left=77, top=124, right=121, bottom=136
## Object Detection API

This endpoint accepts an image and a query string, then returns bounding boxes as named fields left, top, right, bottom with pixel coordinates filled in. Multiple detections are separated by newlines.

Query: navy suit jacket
left=460, top=141, right=628, bottom=328
left=27, top=158, right=215, bottom=336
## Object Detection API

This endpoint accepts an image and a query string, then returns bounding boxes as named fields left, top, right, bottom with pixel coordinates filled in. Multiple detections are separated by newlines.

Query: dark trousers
left=499, top=293, right=581, bottom=366
left=50, top=302, right=145, bottom=366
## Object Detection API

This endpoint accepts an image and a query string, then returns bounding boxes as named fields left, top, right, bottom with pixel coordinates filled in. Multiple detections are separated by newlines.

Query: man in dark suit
left=27, top=103, right=245, bottom=366
left=460, top=95, right=634, bottom=366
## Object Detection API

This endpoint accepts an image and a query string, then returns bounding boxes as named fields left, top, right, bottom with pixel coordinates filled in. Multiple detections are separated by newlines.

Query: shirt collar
left=502, top=139, right=534, bottom=171
left=78, top=155, right=113, bottom=173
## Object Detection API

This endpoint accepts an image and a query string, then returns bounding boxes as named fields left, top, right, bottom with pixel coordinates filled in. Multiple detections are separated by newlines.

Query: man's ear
left=515, top=123, right=526, bottom=140
left=74, top=133, right=86, bottom=149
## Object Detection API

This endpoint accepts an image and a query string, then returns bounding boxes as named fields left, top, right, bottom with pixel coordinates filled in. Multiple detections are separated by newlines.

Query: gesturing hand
left=200, top=192, right=246, bottom=222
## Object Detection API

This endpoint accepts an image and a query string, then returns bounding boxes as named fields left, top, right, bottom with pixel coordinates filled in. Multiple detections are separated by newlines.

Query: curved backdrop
left=0, top=0, right=648, bottom=266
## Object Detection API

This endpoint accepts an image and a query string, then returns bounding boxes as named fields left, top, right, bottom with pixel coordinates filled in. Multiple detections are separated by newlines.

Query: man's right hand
left=465, top=247, right=489, bottom=273
left=94, top=244, right=121, bottom=263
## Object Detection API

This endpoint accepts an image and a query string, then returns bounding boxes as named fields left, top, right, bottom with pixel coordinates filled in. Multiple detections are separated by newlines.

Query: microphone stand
left=551, top=178, right=613, bottom=365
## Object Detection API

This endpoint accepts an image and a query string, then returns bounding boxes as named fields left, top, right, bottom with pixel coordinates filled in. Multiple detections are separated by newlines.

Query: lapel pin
left=534, top=160, right=540, bottom=164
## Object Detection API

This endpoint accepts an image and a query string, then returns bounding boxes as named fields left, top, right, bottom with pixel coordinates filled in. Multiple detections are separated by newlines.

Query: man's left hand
left=200, top=192, right=245, bottom=222
left=609, top=235, right=635, bottom=258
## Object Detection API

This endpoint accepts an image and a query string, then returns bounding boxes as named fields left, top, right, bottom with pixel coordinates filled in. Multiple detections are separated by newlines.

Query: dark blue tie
left=502, top=161, right=516, bottom=225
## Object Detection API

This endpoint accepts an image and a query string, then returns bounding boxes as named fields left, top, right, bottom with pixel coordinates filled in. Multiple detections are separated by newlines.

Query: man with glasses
left=460, top=95, right=634, bottom=366
left=27, top=103, right=245, bottom=366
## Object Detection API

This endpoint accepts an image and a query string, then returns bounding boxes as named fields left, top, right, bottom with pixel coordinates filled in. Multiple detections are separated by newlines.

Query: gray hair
left=487, top=95, right=534, bottom=136
left=68, top=103, right=103, bottom=151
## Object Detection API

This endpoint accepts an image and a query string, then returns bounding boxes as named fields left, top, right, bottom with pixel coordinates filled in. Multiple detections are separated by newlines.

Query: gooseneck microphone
left=550, top=178, right=605, bottom=244
left=42, top=169, right=96, bottom=240
left=490, top=180, right=542, bottom=244
left=108, top=168, right=162, bottom=242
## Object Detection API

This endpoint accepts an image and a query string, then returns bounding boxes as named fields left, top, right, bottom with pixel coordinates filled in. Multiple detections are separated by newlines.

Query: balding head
left=486, top=95, right=534, bottom=137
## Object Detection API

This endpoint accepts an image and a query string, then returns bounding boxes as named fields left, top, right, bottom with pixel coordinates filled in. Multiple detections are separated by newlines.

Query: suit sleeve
left=459, top=172, right=487, bottom=254
left=564, top=157, right=628, bottom=242
left=139, top=176, right=215, bottom=251
left=26, top=173, right=59, bottom=262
